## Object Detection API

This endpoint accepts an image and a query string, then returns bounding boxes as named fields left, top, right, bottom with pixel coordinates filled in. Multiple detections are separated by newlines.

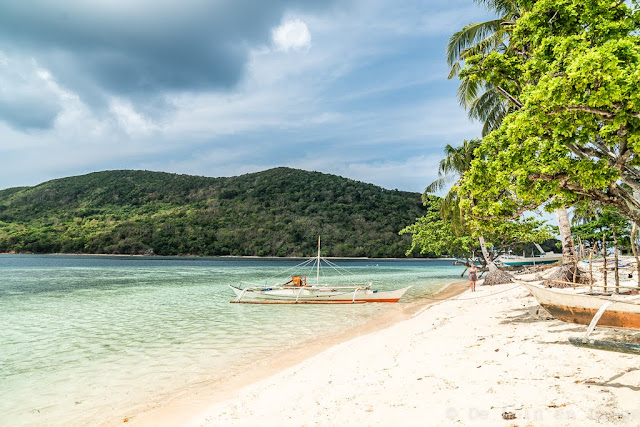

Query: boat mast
left=317, top=236, right=321, bottom=285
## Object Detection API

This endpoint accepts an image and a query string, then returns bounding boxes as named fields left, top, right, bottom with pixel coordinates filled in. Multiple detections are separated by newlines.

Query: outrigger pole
left=317, top=236, right=321, bottom=285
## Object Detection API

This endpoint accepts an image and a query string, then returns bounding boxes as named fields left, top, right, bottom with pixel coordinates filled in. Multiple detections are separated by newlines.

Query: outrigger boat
left=522, top=282, right=640, bottom=330
left=522, top=281, right=640, bottom=354
left=496, top=244, right=562, bottom=267
left=229, top=238, right=410, bottom=304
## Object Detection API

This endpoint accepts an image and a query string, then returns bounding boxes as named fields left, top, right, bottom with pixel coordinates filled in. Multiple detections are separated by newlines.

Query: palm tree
left=447, top=0, right=523, bottom=136
left=425, top=139, right=503, bottom=275
left=425, top=139, right=481, bottom=235
left=447, top=0, right=578, bottom=280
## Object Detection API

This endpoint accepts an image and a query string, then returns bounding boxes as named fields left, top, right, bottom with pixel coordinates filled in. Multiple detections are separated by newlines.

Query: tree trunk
left=548, top=206, right=584, bottom=287
left=556, top=207, right=576, bottom=265
left=478, top=235, right=512, bottom=285
left=478, top=235, right=498, bottom=272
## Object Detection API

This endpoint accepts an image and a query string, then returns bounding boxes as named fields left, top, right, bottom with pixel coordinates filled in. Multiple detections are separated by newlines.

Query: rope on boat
left=261, top=257, right=317, bottom=285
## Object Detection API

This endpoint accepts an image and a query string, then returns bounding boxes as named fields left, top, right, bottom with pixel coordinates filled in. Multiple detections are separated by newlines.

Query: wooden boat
left=496, top=243, right=562, bottom=267
left=229, top=282, right=410, bottom=303
left=522, top=282, right=640, bottom=330
left=229, top=238, right=410, bottom=304
left=496, top=252, right=562, bottom=267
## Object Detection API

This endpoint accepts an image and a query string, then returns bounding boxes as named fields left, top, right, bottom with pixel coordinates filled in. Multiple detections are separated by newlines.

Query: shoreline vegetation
left=0, top=168, right=433, bottom=258
left=118, top=280, right=469, bottom=425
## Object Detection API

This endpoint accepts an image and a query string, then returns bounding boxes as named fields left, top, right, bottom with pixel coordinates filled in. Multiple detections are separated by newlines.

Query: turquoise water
left=0, top=255, right=464, bottom=425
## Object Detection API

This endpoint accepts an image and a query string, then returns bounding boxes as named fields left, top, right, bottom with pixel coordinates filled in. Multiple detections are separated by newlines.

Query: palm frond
left=467, top=87, right=509, bottom=135
left=424, top=174, right=457, bottom=195
left=446, top=19, right=503, bottom=67
left=473, top=0, right=520, bottom=16
left=481, top=102, right=508, bottom=136
left=460, top=30, right=509, bottom=60
left=457, top=78, right=484, bottom=108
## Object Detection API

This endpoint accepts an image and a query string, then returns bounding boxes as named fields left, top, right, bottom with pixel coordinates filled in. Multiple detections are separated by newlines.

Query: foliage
left=401, top=197, right=478, bottom=257
left=571, top=204, right=631, bottom=249
left=458, top=0, right=640, bottom=225
left=0, top=168, right=429, bottom=257
left=447, top=0, right=524, bottom=136
left=401, top=195, right=555, bottom=260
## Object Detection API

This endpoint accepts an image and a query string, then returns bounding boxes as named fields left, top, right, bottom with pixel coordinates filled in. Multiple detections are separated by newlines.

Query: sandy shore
left=131, top=280, right=639, bottom=426
left=124, top=281, right=468, bottom=425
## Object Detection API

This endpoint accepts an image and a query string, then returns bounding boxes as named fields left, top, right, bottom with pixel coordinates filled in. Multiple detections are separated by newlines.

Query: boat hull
left=500, top=258, right=561, bottom=266
left=497, top=254, right=562, bottom=266
left=523, top=283, right=640, bottom=330
left=230, top=285, right=410, bottom=303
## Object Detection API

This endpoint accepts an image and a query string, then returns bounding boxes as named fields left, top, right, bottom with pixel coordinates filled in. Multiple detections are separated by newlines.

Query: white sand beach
left=131, top=279, right=639, bottom=426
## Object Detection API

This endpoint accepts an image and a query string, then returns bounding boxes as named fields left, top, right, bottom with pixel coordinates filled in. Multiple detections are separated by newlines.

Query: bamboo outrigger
left=229, top=238, right=410, bottom=304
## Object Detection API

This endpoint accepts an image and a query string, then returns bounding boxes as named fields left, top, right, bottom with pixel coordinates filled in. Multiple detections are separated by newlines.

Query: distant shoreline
left=0, top=252, right=457, bottom=261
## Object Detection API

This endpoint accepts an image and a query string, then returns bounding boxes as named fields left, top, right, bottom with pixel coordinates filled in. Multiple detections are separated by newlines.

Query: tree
left=459, top=0, right=640, bottom=224
left=424, top=139, right=505, bottom=278
left=406, top=139, right=554, bottom=284
left=571, top=204, right=631, bottom=254
left=401, top=199, right=554, bottom=277
left=447, top=0, right=525, bottom=136
left=448, top=0, right=579, bottom=280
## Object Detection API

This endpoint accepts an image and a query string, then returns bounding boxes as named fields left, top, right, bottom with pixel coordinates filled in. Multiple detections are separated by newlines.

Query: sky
left=0, top=0, right=491, bottom=193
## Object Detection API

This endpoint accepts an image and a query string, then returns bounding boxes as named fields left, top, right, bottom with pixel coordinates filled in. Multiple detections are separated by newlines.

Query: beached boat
left=495, top=243, right=562, bottom=267
left=522, top=282, right=640, bottom=330
left=229, top=238, right=410, bottom=304
left=496, top=252, right=562, bottom=266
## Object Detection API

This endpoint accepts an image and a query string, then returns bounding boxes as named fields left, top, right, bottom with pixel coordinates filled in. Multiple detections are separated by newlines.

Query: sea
left=0, top=255, right=465, bottom=425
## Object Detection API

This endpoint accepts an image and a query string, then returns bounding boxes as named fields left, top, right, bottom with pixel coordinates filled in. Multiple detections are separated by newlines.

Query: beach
left=129, top=279, right=639, bottom=426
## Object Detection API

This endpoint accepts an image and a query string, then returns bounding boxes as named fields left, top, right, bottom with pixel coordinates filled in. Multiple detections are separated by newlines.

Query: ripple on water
left=0, top=255, right=463, bottom=425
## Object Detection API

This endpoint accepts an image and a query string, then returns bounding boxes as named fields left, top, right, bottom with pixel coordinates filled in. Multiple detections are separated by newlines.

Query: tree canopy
left=458, top=0, right=640, bottom=224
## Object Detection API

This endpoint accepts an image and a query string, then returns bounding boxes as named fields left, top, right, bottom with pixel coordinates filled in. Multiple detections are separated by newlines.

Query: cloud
left=0, top=0, right=488, bottom=191
left=0, top=54, right=62, bottom=130
left=0, top=1, right=337, bottom=109
left=273, top=19, right=311, bottom=51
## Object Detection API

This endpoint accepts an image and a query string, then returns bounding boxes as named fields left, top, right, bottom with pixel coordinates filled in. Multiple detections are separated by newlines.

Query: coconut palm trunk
left=549, top=206, right=582, bottom=286
left=556, top=207, right=577, bottom=265
left=478, top=235, right=498, bottom=272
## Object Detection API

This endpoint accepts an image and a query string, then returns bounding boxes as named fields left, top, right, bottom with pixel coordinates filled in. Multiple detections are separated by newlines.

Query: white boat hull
left=230, top=284, right=410, bottom=303
left=497, top=254, right=562, bottom=266
left=523, top=283, right=640, bottom=330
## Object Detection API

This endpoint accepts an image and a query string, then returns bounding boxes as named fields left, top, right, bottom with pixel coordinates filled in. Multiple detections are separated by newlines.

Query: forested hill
left=0, top=168, right=432, bottom=257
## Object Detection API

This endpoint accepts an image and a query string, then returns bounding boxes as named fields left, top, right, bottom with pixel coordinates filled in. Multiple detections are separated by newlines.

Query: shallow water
left=0, top=255, right=464, bottom=425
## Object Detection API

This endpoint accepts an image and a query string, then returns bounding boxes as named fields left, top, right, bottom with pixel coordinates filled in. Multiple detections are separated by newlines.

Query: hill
left=0, top=168, right=432, bottom=257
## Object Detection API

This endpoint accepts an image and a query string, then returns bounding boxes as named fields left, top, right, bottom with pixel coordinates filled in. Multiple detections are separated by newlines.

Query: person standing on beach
left=469, top=264, right=478, bottom=292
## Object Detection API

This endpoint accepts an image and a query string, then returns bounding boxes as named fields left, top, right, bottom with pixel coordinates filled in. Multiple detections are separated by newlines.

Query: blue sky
left=0, top=0, right=490, bottom=192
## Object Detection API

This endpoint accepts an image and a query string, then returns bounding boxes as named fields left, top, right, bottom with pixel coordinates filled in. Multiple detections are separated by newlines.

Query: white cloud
left=108, top=98, right=159, bottom=137
left=272, top=19, right=311, bottom=52
left=0, top=0, right=489, bottom=191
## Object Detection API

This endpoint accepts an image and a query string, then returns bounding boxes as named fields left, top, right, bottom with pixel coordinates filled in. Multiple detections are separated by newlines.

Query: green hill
left=0, top=168, right=432, bottom=257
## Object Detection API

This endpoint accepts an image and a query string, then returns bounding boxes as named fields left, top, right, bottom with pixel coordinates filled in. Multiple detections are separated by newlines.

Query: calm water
left=0, top=255, right=464, bottom=425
